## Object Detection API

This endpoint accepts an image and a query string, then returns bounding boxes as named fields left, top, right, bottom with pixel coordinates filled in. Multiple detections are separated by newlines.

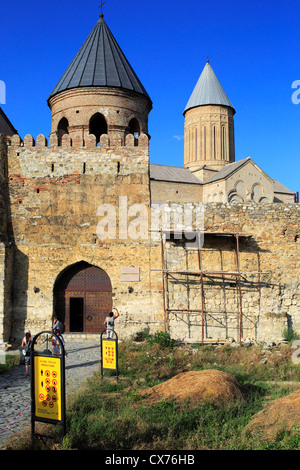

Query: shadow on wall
left=2, top=134, right=30, bottom=344
left=9, top=249, right=29, bottom=346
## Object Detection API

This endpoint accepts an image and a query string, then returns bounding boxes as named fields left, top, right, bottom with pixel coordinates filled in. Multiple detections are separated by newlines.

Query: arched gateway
left=53, top=262, right=113, bottom=334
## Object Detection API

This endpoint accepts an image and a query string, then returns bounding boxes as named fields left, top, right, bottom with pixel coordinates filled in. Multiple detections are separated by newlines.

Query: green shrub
left=0, top=354, right=19, bottom=375
left=147, top=331, right=177, bottom=349
left=282, top=327, right=299, bottom=343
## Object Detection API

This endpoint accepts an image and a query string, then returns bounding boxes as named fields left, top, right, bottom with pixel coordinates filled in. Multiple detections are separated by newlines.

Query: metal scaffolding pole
left=153, top=229, right=267, bottom=344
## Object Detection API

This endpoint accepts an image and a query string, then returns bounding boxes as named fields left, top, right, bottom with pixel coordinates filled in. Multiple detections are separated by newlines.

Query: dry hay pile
left=139, top=370, right=245, bottom=408
left=246, top=388, right=300, bottom=440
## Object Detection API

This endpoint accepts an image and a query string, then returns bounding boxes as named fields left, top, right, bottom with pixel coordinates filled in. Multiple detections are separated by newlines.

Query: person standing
left=53, top=316, right=64, bottom=335
left=52, top=328, right=66, bottom=355
left=21, top=330, right=32, bottom=376
left=104, top=308, right=119, bottom=339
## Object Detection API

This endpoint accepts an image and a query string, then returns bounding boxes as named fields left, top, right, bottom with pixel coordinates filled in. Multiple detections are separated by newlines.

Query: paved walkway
left=0, top=338, right=101, bottom=449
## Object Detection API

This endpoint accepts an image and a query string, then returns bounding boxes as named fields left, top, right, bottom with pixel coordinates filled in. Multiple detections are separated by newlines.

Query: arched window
left=128, top=118, right=140, bottom=146
left=89, top=113, right=108, bottom=145
left=57, top=117, right=69, bottom=146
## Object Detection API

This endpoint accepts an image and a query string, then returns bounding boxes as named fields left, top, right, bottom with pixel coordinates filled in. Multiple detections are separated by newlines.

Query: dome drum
left=49, top=86, right=151, bottom=145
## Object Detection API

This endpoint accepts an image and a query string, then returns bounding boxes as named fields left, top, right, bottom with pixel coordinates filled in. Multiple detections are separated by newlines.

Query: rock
left=225, top=338, right=240, bottom=348
left=263, top=341, right=276, bottom=350
left=242, top=338, right=256, bottom=347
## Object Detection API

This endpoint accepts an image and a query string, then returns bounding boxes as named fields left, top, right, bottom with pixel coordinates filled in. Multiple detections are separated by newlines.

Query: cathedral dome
left=48, top=15, right=151, bottom=103
left=184, top=61, right=235, bottom=170
left=184, top=61, right=234, bottom=115
left=47, top=14, right=152, bottom=146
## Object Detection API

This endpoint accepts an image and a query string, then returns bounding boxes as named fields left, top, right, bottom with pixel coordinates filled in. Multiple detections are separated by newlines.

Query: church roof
left=150, top=164, right=202, bottom=184
left=0, top=107, right=17, bottom=136
left=204, top=158, right=251, bottom=183
left=48, top=15, right=151, bottom=102
left=273, top=179, right=294, bottom=195
left=184, top=61, right=235, bottom=114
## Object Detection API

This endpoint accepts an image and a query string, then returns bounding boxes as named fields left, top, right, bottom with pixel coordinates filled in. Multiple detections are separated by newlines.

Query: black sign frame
left=30, top=330, right=66, bottom=440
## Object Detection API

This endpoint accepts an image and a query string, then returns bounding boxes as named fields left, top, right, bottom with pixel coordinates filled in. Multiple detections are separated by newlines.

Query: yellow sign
left=34, top=356, right=62, bottom=421
left=102, top=339, right=117, bottom=370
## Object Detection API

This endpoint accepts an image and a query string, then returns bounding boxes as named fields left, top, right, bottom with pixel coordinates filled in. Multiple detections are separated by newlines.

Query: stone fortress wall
left=0, top=131, right=299, bottom=346
left=0, top=132, right=165, bottom=345
left=157, top=201, right=300, bottom=342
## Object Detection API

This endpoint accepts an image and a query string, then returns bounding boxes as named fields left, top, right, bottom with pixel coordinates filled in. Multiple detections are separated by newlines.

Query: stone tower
left=183, top=61, right=235, bottom=172
left=47, top=14, right=152, bottom=147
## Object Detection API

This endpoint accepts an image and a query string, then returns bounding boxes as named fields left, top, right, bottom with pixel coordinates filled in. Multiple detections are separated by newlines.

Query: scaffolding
left=153, top=229, right=268, bottom=345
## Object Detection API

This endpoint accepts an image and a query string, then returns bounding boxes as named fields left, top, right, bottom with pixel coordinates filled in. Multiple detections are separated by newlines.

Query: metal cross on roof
left=98, top=1, right=106, bottom=17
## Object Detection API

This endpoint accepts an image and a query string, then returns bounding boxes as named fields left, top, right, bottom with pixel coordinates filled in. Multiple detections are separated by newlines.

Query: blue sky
left=1, top=0, right=299, bottom=193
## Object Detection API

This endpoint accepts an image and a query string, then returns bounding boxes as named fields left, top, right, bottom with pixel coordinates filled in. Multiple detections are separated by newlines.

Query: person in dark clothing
left=21, top=330, right=32, bottom=376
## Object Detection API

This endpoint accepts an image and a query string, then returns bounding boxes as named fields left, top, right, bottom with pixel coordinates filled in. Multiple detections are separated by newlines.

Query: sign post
left=100, top=330, right=119, bottom=380
left=30, top=331, right=66, bottom=440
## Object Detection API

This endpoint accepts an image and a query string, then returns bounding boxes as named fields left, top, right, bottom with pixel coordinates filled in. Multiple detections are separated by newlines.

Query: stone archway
left=53, top=262, right=113, bottom=334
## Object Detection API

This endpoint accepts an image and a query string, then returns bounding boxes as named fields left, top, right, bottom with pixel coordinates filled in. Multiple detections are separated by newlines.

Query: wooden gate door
left=54, top=263, right=113, bottom=334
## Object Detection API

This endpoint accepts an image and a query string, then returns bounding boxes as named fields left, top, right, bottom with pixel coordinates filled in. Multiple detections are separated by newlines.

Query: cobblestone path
left=0, top=339, right=101, bottom=449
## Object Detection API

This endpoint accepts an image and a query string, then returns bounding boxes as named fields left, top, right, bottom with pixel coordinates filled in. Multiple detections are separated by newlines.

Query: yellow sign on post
left=34, top=356, right=62, bottom=421
left=31, top=331, right=66, bottom=440
left=102, top=339, right=117, bottom=370
left=101, top=331, right=119, bottom=380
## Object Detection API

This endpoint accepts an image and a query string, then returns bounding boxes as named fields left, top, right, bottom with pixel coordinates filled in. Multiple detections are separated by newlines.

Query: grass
left=0, top=353, right=19, bottom=375
left=3, top=334, right=300, bottom=450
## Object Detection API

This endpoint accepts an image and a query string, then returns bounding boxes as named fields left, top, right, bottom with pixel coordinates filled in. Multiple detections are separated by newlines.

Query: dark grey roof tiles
left=0, top=107, right=17, bottom=136
left=150, top=164, right=202, bottom=184
left=204, top=158, right=250, bottom=183
left=273, top=179, right=294, bottom=195
left=48, top=16, right=151, bottom=102
left=184, top=61, right=234, bottom=114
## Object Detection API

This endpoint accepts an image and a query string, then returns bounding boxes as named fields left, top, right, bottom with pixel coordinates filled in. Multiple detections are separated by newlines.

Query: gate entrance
left=54, top=262, right=113, bottom=334
left=69, top=297, right=84, bottom=332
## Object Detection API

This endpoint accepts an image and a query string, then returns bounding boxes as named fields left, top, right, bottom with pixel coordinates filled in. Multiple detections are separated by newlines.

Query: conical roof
left=184, top=61, right=234, bottom=114
left=48, top=15, right=151, bottom=102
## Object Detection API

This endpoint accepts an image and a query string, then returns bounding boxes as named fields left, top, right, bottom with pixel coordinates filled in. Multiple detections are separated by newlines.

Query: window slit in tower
left=83, top=162, right=86, bottom=174
left=203, top=127, right=206, bottom=160
left=213, top=127, right=216, bottom=159
left=195, top=128, right=197, bottom=161
left=222, top=127, right=227, bottom=160
left=222, top=127, right=224, bottom=159
left=221, top=127, right=224, bottom=159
